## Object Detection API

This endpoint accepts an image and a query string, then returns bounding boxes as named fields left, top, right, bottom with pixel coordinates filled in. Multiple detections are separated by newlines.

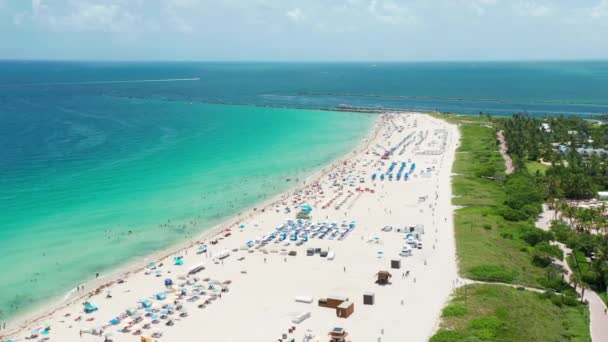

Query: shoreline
left=2, top=111, right=383, bottom=337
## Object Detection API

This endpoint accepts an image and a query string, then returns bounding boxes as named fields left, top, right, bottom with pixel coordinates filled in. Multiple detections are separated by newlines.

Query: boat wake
left=1, top=78, right=201, bottom=87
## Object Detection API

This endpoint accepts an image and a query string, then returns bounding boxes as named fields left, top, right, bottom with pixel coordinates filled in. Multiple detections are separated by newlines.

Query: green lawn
left=431, top=285, right=590, bottom=342
left=526, top=161, right=549, bottom=175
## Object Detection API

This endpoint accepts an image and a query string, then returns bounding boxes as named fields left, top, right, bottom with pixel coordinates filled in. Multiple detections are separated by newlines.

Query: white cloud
left=16, top=0, right=142, bottom=33
left=367, top=0, right=417, bottom=25
left=513, top=0, right=553, bottom=17
left=462, top=0, right=499, bottom=15
left=286, top=8, right=304, bottom=22
left=591, top=0, right=608, bottom=18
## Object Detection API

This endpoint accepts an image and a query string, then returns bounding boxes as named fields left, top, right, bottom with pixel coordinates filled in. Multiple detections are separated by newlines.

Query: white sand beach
left=1, top=112, right=460, bottom=342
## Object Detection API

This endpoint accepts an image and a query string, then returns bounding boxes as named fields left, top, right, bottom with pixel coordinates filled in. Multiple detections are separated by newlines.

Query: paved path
left=536, top=206, right=608, bottom=342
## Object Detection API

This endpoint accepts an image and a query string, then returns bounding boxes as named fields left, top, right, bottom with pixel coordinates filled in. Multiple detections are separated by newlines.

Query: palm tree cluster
left=502, top=113, right=608, bottom=298
left=502, top=113, right=608, bottom=200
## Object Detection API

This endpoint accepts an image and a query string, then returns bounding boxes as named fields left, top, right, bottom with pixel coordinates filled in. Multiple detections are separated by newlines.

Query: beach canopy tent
left=301, top=205, right=313, bottom=214
left=83, top=302, right=98, bottom=313
left=164, top=278, right=173, bottom=286
left=141, top=299, right=153, bottom=308
left=173, top=257, right=184, bottom=266
left=156, top=292, right=167, bottom=300
left=109, top=317, right=121, bottom=325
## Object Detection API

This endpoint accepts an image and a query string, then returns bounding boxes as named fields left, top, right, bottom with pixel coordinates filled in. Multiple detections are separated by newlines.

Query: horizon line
left=1, top=58, right=608, bottom=64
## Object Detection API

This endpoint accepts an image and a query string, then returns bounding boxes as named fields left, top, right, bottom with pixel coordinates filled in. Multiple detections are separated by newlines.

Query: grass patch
left=431, top=284, right=590, bottom=342
left=526, top=161, right=549, bottom=175
left=442, top=304, right=469, bottom=317
left=437, top=114, right=555, bottom=288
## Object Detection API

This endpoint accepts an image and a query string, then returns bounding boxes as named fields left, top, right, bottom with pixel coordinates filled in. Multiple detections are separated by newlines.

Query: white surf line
left=1, top=78, right=201, bottom=87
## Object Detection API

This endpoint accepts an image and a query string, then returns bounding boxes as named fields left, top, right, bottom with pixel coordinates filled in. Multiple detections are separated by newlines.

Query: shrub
left=538, top=277, right=567, bottom=291
left=468, top=265, right=517, bottom=283
left=430, top=330, right=466, bottom=342
left=521, top=228, right=552, bottom=246
left=562, top=294, right=580, bottom=307
left=532, top=253, right=552, bottom=267
left=469, top=316, right=503, bottom=340
left=535, top=242, right=562, bottom=260
left=499, top=206, right=529, bottom=221
left=442, top=305, right=468, bottom=317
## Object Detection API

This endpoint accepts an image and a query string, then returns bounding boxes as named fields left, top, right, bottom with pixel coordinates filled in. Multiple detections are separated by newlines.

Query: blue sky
left=0, top=0, right=607, bottom=61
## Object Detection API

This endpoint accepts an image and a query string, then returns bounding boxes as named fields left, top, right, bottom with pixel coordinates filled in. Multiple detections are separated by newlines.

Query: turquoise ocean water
left=0, top=94, right=373, bottom=321
left=1, top=60, right=608, bottom=320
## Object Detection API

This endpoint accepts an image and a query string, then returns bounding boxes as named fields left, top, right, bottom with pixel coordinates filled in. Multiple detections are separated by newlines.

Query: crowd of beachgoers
left=1, top=112, right=459, bottom=342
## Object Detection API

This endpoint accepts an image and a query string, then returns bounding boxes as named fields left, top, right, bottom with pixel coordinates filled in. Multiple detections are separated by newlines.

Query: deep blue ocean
left=2, top=61, right=607, bottom=117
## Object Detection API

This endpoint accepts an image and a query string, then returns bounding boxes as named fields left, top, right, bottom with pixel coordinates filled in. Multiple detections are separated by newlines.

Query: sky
left=0, top=0, right=607, bottom=61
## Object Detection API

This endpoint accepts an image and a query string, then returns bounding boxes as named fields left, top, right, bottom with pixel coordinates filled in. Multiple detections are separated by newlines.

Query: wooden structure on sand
left=318, top=295, right=354, bottom=318
left=375, top=271, right=392, bottom=285
left=329, top=327, right=349, bottom=342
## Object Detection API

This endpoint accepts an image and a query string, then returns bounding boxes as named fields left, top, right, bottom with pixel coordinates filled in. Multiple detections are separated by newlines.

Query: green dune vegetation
left=431, top=113, right=591, bottom=341
left=437, top=114, right=565, bottom=288
left=431, top=285, right=590, bottom=342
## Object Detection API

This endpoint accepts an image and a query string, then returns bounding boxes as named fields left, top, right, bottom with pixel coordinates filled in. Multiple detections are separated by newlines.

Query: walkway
left=536, top=206, right=608, bottom=342
left=497, top=130, right=514, bottom=174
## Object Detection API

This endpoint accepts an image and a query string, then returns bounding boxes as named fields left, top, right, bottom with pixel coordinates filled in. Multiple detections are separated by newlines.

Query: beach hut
left=318, top=296, right=348, bottom=309
left=329, top=327, right=349, bottom=342
left=375, top=271, right=392, bottom=285
left=336, top=301, right=354, bottom=318
left=363, top=292, right=375, bottom=305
